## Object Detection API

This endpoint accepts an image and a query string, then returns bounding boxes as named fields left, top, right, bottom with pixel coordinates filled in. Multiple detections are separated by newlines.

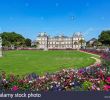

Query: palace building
left=36, top=32, right=86, bottom=49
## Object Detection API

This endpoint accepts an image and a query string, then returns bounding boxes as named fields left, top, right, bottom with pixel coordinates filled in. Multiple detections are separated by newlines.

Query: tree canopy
left=98, top=30, right=110, bottom=46
left=0, top=32, right=31, bottom=47
left=25, top=38, right=32, bottom=47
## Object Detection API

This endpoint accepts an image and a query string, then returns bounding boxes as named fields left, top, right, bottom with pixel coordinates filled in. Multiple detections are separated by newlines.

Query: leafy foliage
left=82, top=81, right=93, bottom=90
left=25, top=38, right=32, bottom=47
left=0, top=32, right=32, bottom=47
left=98, top=30, right=110, bottom=46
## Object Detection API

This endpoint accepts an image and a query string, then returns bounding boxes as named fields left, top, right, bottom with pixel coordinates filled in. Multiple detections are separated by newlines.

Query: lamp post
left=0, top=37, right=2, bottom=57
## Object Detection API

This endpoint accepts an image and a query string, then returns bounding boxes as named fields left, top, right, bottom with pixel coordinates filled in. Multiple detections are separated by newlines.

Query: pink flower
left=96, top=64, right=101, bottom=67
left=105, top=77, right=110, bottom=83
left=103, top=85, right=110, bottom=91
left=12, top=86, right=19, bottom=91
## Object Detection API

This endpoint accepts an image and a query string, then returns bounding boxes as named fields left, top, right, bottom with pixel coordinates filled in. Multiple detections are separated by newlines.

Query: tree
left=25, top=38, right=32, bottom=47
left=79, top=39, right=85, bottom=47
left=98, top=30, right=110, bottom=46
left=0, top=32, right=25, bottom=47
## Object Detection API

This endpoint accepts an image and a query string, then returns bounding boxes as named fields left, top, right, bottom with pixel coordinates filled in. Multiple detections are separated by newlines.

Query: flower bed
left=0, top=49, right=110, bottom=91
left=80, top=49, right=110, bottom=71
left=0, top=64, right=110, bottom=91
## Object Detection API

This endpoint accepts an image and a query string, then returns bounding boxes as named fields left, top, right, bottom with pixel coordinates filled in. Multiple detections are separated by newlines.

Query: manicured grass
left=0, top=50, right=98, bottom=75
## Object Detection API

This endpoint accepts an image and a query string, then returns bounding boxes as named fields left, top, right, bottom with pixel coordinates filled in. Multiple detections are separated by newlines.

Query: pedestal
left=0, top=48, right=2, bottom=57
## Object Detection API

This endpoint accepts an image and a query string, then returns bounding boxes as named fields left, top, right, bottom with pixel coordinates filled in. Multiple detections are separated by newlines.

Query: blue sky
left=0, top=0, right=110, bottom=41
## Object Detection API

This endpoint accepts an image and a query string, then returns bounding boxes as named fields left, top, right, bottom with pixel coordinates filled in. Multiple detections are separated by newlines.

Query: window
left=50, top=42, right=52, bottom=44
left=53, top=42, right=55, bottom=44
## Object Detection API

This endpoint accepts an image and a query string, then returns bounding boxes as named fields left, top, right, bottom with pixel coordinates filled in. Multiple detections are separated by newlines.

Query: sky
left=0, top=0, right=110, bottom=41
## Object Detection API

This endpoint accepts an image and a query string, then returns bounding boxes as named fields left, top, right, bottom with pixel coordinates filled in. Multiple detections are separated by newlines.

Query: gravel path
left=79, top=50, right=101, bottom=65
left=90, top=57, right=101, bottom=64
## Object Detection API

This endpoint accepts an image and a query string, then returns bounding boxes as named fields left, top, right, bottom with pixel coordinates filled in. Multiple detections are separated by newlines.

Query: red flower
left=12, top=86, right=19, bottom=91
left=19, top=80, right=24, bottom=83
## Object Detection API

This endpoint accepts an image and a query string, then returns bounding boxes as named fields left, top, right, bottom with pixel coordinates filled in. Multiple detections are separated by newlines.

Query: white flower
left=97, top=88, right=100, bottom=90
left=3, top=79, right=6, bottom=82
left=58, top=82, right=60, bottom=85
left=50, top=85, right=53, bottom=88
left=97, top=81, right=100, bottom=84
left=29, top=81, right=33, bottom=83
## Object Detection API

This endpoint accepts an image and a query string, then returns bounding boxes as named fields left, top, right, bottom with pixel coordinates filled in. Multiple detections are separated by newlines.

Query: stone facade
left=36, top=32, right=86, bottom=49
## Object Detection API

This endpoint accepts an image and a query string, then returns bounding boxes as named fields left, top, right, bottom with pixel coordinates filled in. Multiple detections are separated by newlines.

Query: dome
left=73, top=32, right=83, bottom=38
left=38, top=32, right=48, bottom=37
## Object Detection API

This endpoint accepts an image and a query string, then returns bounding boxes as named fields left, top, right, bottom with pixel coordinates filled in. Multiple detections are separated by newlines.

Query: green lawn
left=0, top=50, right=98, bottom=75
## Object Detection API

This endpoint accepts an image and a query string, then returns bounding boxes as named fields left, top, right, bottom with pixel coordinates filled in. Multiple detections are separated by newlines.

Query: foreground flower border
left=0, top=49, right=110, bottom=91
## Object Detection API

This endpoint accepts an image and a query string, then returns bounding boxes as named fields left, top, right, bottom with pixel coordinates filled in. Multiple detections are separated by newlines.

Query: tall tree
left=25, top=38, right=32, bottom=47
left=98, top=30, right=110, bottom=46
left=79, top=39, right=85, bottom=47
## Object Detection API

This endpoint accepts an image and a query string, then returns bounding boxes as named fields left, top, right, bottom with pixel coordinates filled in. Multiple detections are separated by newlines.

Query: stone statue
left=0, top=37, right=2, bottom=57
left=44, top=42, right=48, bottom=51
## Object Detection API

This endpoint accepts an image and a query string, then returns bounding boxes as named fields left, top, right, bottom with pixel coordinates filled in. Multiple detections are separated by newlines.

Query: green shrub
left=82, top=81, right=93, bottom=91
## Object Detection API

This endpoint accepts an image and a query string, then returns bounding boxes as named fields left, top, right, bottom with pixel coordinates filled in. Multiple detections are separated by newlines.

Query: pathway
left=79, top=50, right=101, bottom=65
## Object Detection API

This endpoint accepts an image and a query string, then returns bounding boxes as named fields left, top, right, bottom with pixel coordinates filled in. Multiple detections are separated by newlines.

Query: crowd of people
left=0, top=49, right=110, bottom=91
